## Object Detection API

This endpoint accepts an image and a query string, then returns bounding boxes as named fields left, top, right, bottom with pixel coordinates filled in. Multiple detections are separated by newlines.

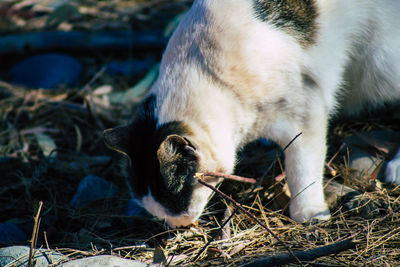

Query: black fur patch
left=253, top=0, right=318, bottom=45
left=121, top=95, right=195, bottom=215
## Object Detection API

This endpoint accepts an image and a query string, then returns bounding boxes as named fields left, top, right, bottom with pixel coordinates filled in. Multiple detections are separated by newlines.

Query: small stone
left=349, top=148, right=383, bottom=176
left=62, top=255, right=155, bottom=267
left=70, top=175, right=119, bottom=208
left=0, top=246, right=66, bottom=266
left=9, top=53, right=82, bottom=89
left=0, top=222, right=28, bottom=244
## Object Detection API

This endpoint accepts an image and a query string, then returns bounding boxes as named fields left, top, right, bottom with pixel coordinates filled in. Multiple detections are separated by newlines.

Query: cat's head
left=103, top=97, right=215, bottom=228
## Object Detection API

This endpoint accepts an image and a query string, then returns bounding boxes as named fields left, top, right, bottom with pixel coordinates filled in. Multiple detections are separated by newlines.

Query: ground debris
left=1, top=1, right=400, bottom=266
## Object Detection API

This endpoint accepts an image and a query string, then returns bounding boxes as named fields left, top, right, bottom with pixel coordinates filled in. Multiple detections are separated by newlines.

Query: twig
left=28, top=201, right=43, bottom=267
left=240, top=238, right=355, bottom=267
left=195, top=172, right=256, bottom=184
left=325, top=143, right=345, bottom=176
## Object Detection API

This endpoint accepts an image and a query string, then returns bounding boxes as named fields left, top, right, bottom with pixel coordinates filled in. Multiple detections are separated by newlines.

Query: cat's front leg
left=283, top=113, right=331, bottom=222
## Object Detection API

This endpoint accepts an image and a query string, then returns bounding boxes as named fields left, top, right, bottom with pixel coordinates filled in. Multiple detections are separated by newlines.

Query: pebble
left=0, top=246, right=66, bottom=266
left=0, top=247, right=157, bottom=266
left=0, top=222, right=28, bottom=244
left=70, top=175, right=119, bottom=208
left=9, top=53, right=82, bottom=89
left=62, top=255, right=155, bottom=267
left=349, top=148, right=383, bottom=176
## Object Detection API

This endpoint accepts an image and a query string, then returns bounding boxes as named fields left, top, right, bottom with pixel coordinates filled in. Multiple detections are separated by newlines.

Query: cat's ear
left=157, top=135, right=198, bottom=194
left=103, top=125, right=132, bottom=158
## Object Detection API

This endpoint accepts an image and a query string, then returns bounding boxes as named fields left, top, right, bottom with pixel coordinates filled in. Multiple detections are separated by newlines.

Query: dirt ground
left=1, top=1, right=400, bottom=266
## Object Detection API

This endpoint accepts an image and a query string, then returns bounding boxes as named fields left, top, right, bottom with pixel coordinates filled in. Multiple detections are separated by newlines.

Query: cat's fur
left=104, top=0, right=400, bottom=228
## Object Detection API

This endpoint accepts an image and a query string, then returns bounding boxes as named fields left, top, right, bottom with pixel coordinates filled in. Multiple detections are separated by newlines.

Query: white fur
left=144, top=0, right=400, bottom=225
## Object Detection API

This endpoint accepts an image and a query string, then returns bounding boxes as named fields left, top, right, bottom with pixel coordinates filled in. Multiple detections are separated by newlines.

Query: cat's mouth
left=165, top=215, right=197, bottom=228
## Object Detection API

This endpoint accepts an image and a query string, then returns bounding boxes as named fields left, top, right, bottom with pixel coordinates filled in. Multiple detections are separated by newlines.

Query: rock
left=349, top=148, right=383, bottom=176
left=70, top=175, right=119, bottom=208
left=0, top=246, right=66, bottom=266
left=0, top=222, right=28, bottom=244
left=35, top=133, right=57, bottom=161
left=62, top=255, right=154, bottom=267
left=9, top=53, right=83, bottom=89
left=324, top=180, right=358, bottom=208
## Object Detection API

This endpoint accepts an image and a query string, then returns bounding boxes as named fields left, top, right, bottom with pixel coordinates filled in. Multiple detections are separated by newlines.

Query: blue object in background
left=70, top=175, right=119, bottom=208
left=9, top=53, right=83, bottom=89
left=0, top=222, right=28, bottom=244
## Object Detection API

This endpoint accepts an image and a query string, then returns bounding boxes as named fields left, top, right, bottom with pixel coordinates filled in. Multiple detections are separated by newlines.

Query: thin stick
left=196, top=172, right=256, bottom=184
left=112, top=245, right=148, bottom=251
left=240, top=238, right=354, bottom=267
left=325, top=143, right=345, bottom=176
left=28, top=201, right=43, bottom=267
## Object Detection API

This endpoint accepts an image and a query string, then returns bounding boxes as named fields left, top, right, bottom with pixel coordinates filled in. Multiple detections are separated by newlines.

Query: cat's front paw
left=385, top=156, right=400, bottom=183
left=289, top=201, right=331, bottom=222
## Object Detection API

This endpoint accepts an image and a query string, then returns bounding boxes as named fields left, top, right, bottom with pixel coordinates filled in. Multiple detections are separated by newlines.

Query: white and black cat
left=104, top=0, right=400, bottom=228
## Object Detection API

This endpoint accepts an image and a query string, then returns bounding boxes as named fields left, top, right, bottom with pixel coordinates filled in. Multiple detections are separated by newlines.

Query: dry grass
left=1, top=0, right=400, bottom=266
left=1, top=82, right=400, bottom=266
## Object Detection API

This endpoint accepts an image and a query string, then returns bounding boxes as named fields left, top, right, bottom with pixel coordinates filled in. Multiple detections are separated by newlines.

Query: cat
left=104, top=0, right=400, bottom=228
